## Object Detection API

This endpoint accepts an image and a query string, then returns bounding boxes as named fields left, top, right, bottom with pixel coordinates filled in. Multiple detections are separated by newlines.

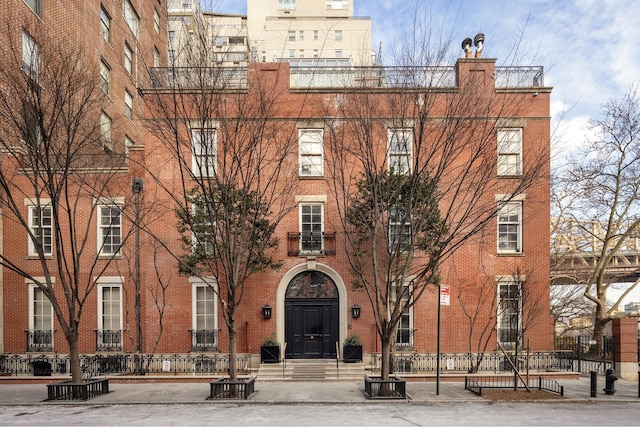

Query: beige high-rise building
left=167, top=0, right=250, bottom=67
left=247, top=0, right=373, bottom=66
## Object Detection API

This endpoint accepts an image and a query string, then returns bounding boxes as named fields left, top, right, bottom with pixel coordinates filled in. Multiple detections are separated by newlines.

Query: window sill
left=26, top=255, right=52, bottom=260
left=298, top=175, right=325, bottom=180
left=497, top=252, right=524, bottom=257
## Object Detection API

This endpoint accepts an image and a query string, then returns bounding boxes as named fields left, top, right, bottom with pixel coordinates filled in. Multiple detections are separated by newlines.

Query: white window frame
left=278, top=0, right=296, bottom=10
left=154, top=47, right=160, bottom=67
left=191, top=127, right=217, bottom=177
left=123, top=0, right=140, bottom=38
left=125, top=90, right=133, bottom=119
left=334, top=30, right=342, bottom=42
left=497, top=128, right=523, bottom=176
left=28, top=205, right=52, bottom=256
left=97, top=279, right=123, bottom=350
left=497, top=281, right=521, bottom=347
left=392, top=282, right=413, bottom=350
left=388, top=128, right=413, bottom=174
left=22, top=30, right=40, bottom=80
left=97, top=204, right=122, bottom=256
left=191, top=278, right=218, bottom=350
left=326, top=1, right=348, bottom=10
left=124, top=42, right=133, bottom=74
left=389, top=205, right=411, bottom=253
left=313, top=30, right=319, bottom=41
left=299, top=203, right=324, bottom=253
left=497, top=201, right=522, bottom=254
left=100, top=5, right=111, bottom=43
left=28, top=281, right=53, bottom=351
left=298, top=129, right=324, bottom=177
left=191, top=201, right=215, bottom=255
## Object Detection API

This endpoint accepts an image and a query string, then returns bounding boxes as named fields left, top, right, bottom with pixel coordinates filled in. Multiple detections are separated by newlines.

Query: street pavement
left=0, top=375, right=638, bottom=405
left=1, top=376, right=640, bottom=426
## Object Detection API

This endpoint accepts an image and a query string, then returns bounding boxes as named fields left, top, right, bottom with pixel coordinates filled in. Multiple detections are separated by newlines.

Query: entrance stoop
left=257, top=359, right=365, bottom=381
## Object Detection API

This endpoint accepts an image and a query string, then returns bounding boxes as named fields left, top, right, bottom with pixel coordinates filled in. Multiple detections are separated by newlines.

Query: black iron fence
left=372, top=351, right=582, bottom=374
left=0, top=353, right=251, bottom=378
left=465, top=375, right=564, bottom=396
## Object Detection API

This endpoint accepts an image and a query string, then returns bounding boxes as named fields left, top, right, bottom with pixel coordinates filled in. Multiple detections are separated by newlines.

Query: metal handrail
left=335, top=341, right=340, bottom=379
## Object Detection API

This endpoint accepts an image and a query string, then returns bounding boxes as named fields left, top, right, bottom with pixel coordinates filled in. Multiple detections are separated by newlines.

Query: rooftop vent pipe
left=474, top=33, right=485, bottom=58
left=462, top=37, right=473, bottom=58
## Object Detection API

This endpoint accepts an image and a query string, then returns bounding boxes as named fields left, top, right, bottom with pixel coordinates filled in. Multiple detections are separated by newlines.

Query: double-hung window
left=98, top=205, right=121, bottom=256
left=22, top=31, right=40, bottom=81
left=393, top=283, right=413, bottom=350
left=29, top=205, right=52, bottom=256
left=25, top=0, right=42, bottom=17
left=389, top=205, right=411, bottom=252
left=153, top=8, right=161, bottom=34
left=497, top=129, right=523, bottom=176
left=388, top=129, right=412, bottom=174
left=100, top=6, right=111, bottom=43
left=192, top=279, right=218, bottom=351
left=497, top=281, right=521, bottom=346
left=29, top=283, right=53, bottom=351
left=100, top=112, right=112, bottom=150
left=298, top=129, right=323, bottom=177
left=125, top=90, right=133, bottom=119
left=497, top=202, right=522, bottom=254
left=124, top=42, right=133, bottom=74
left=123, top=0, right=140, bottom=38
left=300, top=203, right=323, bottom=253
left=97, top=281, right=122, bottom=350
left=192, top=201, right=214, bottom=255
left=100, top=59, right=110, bottom=94
left=191, top=128, right=216, bottom=176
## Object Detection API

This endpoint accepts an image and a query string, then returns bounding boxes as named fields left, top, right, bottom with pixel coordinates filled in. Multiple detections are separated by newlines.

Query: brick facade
left=0, top=1, right=554, bottom=359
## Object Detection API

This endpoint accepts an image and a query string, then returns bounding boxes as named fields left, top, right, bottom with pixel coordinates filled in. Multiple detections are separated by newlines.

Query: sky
left=212, top=0, right=640, bottom=305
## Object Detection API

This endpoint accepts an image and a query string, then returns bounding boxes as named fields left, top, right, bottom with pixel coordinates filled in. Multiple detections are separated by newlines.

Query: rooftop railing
left=147, top=65, right=542, bottom=90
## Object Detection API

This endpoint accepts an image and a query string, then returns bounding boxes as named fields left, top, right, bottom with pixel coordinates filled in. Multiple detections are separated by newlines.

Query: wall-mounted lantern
left=262, top=304, right=272, bottom=320
left=351, top=304, right=361, bottom=319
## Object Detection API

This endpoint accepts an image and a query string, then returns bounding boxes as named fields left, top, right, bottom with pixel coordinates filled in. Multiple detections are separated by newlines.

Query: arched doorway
left=284, top=271, right=339, bottom=359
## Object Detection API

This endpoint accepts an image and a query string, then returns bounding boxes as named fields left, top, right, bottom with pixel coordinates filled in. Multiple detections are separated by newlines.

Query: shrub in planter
left=260, top=334, right=280, bottom=363
left=343, top=334, right=362, bottom=363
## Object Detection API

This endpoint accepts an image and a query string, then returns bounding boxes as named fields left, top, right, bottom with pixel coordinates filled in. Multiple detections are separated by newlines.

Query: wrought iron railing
left=95, top=329, right=122, bottom=351
left=372, top=351, right=578, bottom=374
left=0, top=353, right=251, bottom=377
left=191, top=329, right=218, bottom=351
left=287, top=232, right=336, bottom=256
left=26, top=330, right=53, bottom=352
left=395, top=328, right=415, bottom=351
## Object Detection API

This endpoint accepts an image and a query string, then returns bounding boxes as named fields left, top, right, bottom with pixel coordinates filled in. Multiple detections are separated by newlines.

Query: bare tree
left=321, top=10, right=548, bottom=389
left=552, top=83, right=640, bottom=347
left=0, top=25, right=134, bottom=383
left=141, top=18, right=300, bottom=384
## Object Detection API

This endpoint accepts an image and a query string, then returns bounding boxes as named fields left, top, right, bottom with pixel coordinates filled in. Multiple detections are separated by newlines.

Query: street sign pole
left=436, top=284, right=441, bottom=395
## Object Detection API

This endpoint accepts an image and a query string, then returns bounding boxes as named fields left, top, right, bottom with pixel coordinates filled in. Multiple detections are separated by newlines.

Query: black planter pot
left=260, top=345, right=280, bottom=363
left=343, top=345, right=362, bottom=362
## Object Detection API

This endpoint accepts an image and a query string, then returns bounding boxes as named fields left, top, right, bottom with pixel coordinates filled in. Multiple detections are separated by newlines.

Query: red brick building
left=0, top=1, right=553, bottom=367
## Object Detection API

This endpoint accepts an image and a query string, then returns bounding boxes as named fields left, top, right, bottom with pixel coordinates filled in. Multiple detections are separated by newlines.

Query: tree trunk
left=228, top=321, right=237, bottom=383
left=379, top=334, right=393, bottom=396
left=68, top=329, right=82, bottom=384
left=592, top=296, right=608, bottom=355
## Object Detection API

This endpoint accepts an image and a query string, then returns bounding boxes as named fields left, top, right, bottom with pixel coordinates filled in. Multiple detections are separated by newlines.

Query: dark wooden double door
left=284, top=299, right=338, bottom=359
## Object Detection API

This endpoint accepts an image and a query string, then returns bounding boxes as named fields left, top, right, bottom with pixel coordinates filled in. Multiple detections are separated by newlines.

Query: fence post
left=577, top=336, right=582, bottom=373
left=590, top=370, right=597, bottom=398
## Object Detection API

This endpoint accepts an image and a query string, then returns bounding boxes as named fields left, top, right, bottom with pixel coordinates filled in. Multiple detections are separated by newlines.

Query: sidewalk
left=0, top=376, right=638, bottom=405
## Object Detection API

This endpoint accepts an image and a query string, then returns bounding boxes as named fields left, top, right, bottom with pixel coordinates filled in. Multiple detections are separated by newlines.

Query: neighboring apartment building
left=167, top=0, right=250, bottom=66
left=0, top=0, right=553, bottom=366
left=0, top=0, right=166, bottom=354
left=247, top=0, right=373, bottom=66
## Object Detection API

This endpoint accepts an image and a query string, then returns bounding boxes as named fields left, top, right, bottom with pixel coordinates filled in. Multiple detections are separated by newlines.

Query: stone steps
left=257, top=359, right=366, bottom=381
